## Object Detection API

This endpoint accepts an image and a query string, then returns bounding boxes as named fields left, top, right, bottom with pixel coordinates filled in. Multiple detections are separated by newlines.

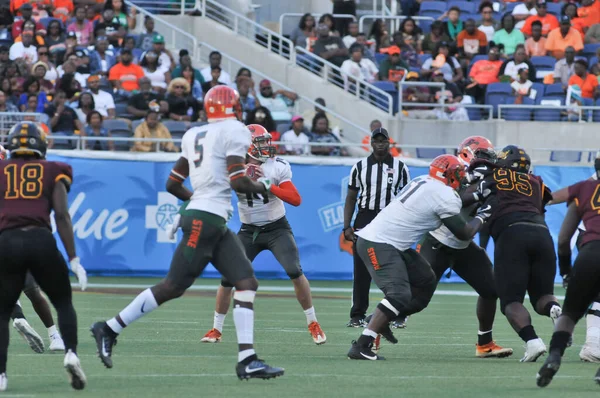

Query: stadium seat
left=162, top=121, right=187, bottom=140
left=49, top=132, right=75, bottom=150
left=448, top=1, right=477, bottom=14
left=543, top=84, right=566, bottom=99
left=418, top=19, right=434, bottom=34
left=131, top=119, right=144, bottom=133
left=39, top=17, right=63, bottom=29
left=530, top=56, right=556, bottom=79
left=593, top=99, right=600, bottom=122
left=589, top=56, right=598, bottom=70
left=502, top=97, right=533, bottom=121
left=109, top=129, right=133, bottom=151
left=485, top=83, right=511, bottom=115
left=504, top=3, right=519, bottom=13
left=419, top=2, right=446, bottom=17
left=190, top=122, right=208, bottom=128
left=546, top=2, right=561, bottom=17
left=534, top=97, right=564, bottom=121
left=418, top=53, right=432, bottom=65
left=550, top=151, right=582, bottom=162
left=276, top=120, right=291, bottom=133
left=296, top=53, right=323, bottom=74
left=583, top=43, right=600, bottom=59
left=466, top=107, right=482, bottom=121
left=103, top=119, right=130, bottom=132
left=530, top=82, right=544, bottom=104
left=416, top=147, right=446, bottom=159
left=375, top=53, right=387, bottom=66
left=371, top=81, right=398, bottom=113
left=132, top=48, right=144, bottom=61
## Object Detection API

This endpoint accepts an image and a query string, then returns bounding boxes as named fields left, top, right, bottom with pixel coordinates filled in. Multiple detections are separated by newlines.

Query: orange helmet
left=457, top=136, right=495, bottom=165
left=247, top=124, right=276, bottom=161
left=204, top=85, right=242, bottom=122
left=429, top=154, right=465, bottom=190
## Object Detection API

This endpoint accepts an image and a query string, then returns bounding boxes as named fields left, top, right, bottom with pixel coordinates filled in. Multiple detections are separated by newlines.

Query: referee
left=343, top=127, right=410, bottom=327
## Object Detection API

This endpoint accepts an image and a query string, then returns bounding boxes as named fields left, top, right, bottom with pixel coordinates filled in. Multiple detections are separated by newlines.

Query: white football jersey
left=429, top=204, right=476, bottom=249
left=237, top=157, right=292, bottom=226
left=181, top=119, right=251, bottom=221
left=356, top=176, right=462, bottom=251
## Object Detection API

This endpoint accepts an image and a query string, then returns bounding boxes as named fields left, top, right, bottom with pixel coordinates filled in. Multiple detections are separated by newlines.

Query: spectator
left=75, top=49, right=92, bottom=81
left=23, top=94, right=47, bottom=124
left=67, top=6, right=94, bottom=46
left=18, top=77, right=48, bottom=112
left=401, top=72, right=433, bottom=117
left=568, top=59, right=598, bottom=99
left=399, top=17, right=423, bottom=52
left=58, top=72, right=82, bottom=103
left=108, top=49, right=145, bottom=95
left=302, top=97, right=343, bottom=137
left=87, top=75, right=116, bottom=119
left=291, top=13, right=316, bottom=48
left=355, top=32, right=377, bottom=63
left=238, top=78, right=258, bottom=121
left=561, top=3, right=581, bottom=32
left=511, top=68, right=534, bottom=98
left=13, top=19, right=44, bottom=46
left=0, top=90, right=18, bottom=112
left=457, top=19, right=488, bottom=68
left=341, top=43, right=379, bottom=83
left=9, top=30, right=37, bottom=64
left=74, top=92, right=95, bottom=124
left=467, top=44, right=504, bottom=103
left=45, top=20, right=67, bottom=64
left=181, top=65, right=202, bottom=99
left=96, top=8, right=125, bottom=47
left=132, top=110, right=177, bottom=152
left=201, top=66, right=226, bottom=95
left=57, top=59, right=86, bottom=89
left=37, top=46, right=58, bottom=84
left=521, top=1, right=559, bottom=37
left=368, top=19, right=390, bottom=51
left=136, top=16, right=159, bottom=51
left=343, top=21, right=360, bottom=48
left=200, top=51, right=232, bottom=86
left=11, top=3, right=44, bottom=39
left=498, top=46, right=537, bottom=81
left=312, top=24, right=348, bottom=68
left=105, top=0, right=137, bottom=31
left=141, top=50, right=170, bottom=93
left=363, top=120, right=401, bottom=156
left=31, top=62, right=54, bottom=93
left=167, top=77, right=199, bottom=122
left=439, top=6, right=463, bottom=41
left=546, top=16, right=584, bottom=60
left=89, top=36, right=117, bottom=78
left=378, top=45, right=408, bottom=81
left=64, top=31, right=78, bottom=57
left=233, top=67, right=253, bottom=92
left=513, top=0, right=538, bottom=30
left=171, top=50, right=204, bottom=84
left=318, top=13, right=339, bottom=37
left=477, top=2, right=499, bottom=43
left=565, top=84, right=583, bottom=122
left=393, top=32, right=419, bottom=68
left=494, top=14, right=525, bottom=56
left=281, top=115, right=310, bottom=155
left=574, top=0, right=600, bottom=33
left=45, top=90, right=83, bottom=135
left=127, top=77, right=166, bottom=118
left=309, top=112, right=344, bottom=156
left=256, top=78, right=296, bottom=121
left=432, top=86, right=469, bottom=121
left=420, top=41, right=463, bottom=83
left=585, top=22, right=600, bottom=44
left=84, top=110, right=113, bottom=151
left=0, top=78, right=17, bottom=106
left=332, top=0, right=356, bottom=36
left=246, top=106, right=279, bottom=142
left=422, top=21, right=450, bottom=54
left=525, top=21, right=548, bottom=56
left=115, top=36, right=140, bottom=63
left=553, top=46, right=576, bottom=87
left=151, top=34, right=174, bottom=72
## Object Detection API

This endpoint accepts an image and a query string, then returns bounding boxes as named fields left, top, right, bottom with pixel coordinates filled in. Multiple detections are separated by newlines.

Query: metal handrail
left=278, top=13, right=357, bottom=37
left=127, top=0, right=196, bottom=15
left=358, top=15, right=435, bottom=35
left=498, top=104, right=600, bottom=122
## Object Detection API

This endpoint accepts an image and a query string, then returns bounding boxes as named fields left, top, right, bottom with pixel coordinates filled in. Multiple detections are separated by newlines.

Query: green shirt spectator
left=171, top=49, right=205, bottom=84
left=378, top=46, right=409, bottom=81
left=493, top=14, right=525, bottom=56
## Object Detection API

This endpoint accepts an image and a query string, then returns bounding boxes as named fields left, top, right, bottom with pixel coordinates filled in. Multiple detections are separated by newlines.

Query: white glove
left=257, top=177, right=272, bottom=192
left=475, top=203, right=493, bottom=223
left=168, top=213, right=181, bottom=240
left=70, top=257, right=87, bottom=291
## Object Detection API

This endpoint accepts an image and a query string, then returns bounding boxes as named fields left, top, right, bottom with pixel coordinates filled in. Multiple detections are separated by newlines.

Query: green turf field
left=5, top=278, right=600, bottom=397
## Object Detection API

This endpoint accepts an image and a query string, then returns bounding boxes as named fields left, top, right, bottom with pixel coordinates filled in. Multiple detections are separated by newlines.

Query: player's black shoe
left=90, top=321, right=118, bottom=369
left=380, top=323, right=398, bottom=344
left=536, top=352, right=561, bottom=388
left=236, top=359, right=284, bottom=380
left=391, top=316, right=408, bottom=329
left=347, top=340, right=385, bottom=360
left=594, top=367, right=600, bottom=385
left=346, top=317, right=365, bottom=328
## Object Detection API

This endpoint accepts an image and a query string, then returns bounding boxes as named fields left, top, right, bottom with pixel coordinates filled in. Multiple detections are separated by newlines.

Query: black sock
left=10, top=303, right=25, bottom=320
left=240, top=353, right=258, bottom=366
left=518, top=325, right=538, bottom=343
left=478, top=331, right=493, bottom=346
left=357, top=334, right=375, bottom=347
left=55, top=301, right=78, bottom=354
left=542, top=301, right=561, bottom=317
left=549, top=331, right=571, bottom=356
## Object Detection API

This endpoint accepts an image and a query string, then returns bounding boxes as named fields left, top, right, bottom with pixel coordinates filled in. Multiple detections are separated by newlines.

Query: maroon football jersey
left=568, top=179, right=600, bottom=247
left=0, top=159, right=72, bottom=231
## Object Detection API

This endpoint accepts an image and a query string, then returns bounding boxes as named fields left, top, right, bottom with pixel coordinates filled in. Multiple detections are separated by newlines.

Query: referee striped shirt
left=348, top=154, right=410, bottom=211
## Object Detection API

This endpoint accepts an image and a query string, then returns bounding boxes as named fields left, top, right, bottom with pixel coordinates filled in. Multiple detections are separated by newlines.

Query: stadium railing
left=0, top=113, right=46, bottom=136
left=127, top=0, right=196, bottom=15
left=278, top=13, right=357, bottom=37
left=358, top=15, right=435, bottom=37
left=498, top=104, right=600, bottom=122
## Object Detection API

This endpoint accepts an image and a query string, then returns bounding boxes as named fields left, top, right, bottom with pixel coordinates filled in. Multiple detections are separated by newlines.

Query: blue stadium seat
left=418, top=19, right=434, bottom=34
left=534, top=97, right=564, bottom=121
left=530, top=56, right=556, bottom=76
left=503, top=97, right=533, bottom=121
left=39, top=17, right=63, bottom=29
left=550, top=151, right=582, bottom=162
left=419, top=2, right=446, bottom=17
left=485, top=83, right=511, bottom=115
left=418, top=53, right=432, bottom=65
left=103, top=119, right=130, bottom=132
left=448, top=1, right=477, bottom=14
left=530, top=82, right=544, bottom=104
left=296, top=53, right=322, bottom=74
left=466, top=107, right=482, bottom=121
left=583, top=43, right=600, bottom=59
left=49, top=132, right=75, bottom=150
left=486, top=82, right=512, bottom=94
left=131, top=119, right=143, bottom=133
left=504, top=3, right=519, bottom=13
left=416, top=148, right=446, bottom=159
left=109, top=130, right=133, bottom=151
left=375, top=53, right=387, bottom=66
left=372, top=81, right=398, bottom=113
left=589, top=56, right=598, bottom=70
left=543, top=84, right=566, bottom=98
left=276, top=120, right=291, bottom=133
left=546, top=2, right=561, bottom=17
left=162, top=121, right=188, bottom=140
left=593, top=99, right=600, bottom=122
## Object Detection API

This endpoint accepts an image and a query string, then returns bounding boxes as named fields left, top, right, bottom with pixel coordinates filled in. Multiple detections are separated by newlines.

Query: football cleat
left=13, top=318, right=44, bottom=353
left=0, top=373, right=6, bottom=391
left=236, top=359, right=284, bottom=380
left=391, top=316, right=408, bottom=329
left=475, top=341, right=514, bottom=358
left=594, top=367, right=600, bottom=385
left=373, top=334, right=381, bottom=354
left=580, top=343, right=600, bottom=363
left=348, top=340, right=385, bottom=360
left=90, top=321, right=118, bottom=369
left=521, top=338, right=547, bottom=363
left=536, top=352, right=561, bottom=388
left=346, top=318, right=365, bottom=328
left=379, top=324, right=398, bottom=344
left=200, top=328, right=222, bottom=343
left=308, top=322, right=326, bottom=345
left=49, top=333, right=66, bottom=352
left=64, top=349, right=86, bottom=390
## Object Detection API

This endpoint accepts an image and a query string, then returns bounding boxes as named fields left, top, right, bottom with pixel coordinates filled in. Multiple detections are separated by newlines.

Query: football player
left=475, top=145, right=562, bottom=362
left=200, top=124, right=326, bottom=345
left=416, top=136, right=513, bottom=358
left=348, top=155, right=493, bottom=360
left=0, top=122, right=87, bottom=392
left=536, top=153, right=600, bottom=387
left=91, top=86, right=284, bottom=380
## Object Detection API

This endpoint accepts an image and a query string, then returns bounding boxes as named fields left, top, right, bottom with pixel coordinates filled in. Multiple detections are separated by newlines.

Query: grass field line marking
left=74, top=283, right=566, bottom=300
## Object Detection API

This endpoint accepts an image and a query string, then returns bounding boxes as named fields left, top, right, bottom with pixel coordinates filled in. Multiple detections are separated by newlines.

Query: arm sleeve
left=348, top=163, right=360, bottom=191
left=53, top=162, right=73, bottom=192
left=271, top=181, right=301, bottom=206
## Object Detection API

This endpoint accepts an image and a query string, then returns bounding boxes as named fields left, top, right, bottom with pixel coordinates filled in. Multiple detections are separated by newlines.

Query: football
left=245, top=164, right=262, bottom=180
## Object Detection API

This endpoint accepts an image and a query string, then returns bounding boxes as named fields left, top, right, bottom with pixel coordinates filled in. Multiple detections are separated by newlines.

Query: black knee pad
left=287, top=270, right=304, bottom=280
left=500, top=298, right=521, bottom=315
left=221, top=279, right=234, bottom=288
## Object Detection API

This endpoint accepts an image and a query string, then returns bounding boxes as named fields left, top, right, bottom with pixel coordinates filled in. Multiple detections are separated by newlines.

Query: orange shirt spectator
left=456, top=25, right=488, bottom=55
left=469, top=58, right=503, bottom=84
left=10, top=0, right=30, bottom=15
left=108, top=51, right=145, bottom=92
left=525, top=36, right=547, bottom=56
left=568, top=64, right=599, bottom=99
left=576, top=0, right=600, bottom=29
left=53, top=0, right=74, bottom=24
left=545, top=20, right=584, bottom=59
left=521, top=14, right=559, bottom=36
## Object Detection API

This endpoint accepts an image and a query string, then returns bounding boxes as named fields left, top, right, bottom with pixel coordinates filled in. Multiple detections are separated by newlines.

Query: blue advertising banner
left=45, top=153, right=593, bottom=283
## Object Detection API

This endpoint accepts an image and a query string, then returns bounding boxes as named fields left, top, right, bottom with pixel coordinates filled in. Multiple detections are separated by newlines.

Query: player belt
left=242, top=216, right=290, bottom=243
left=508, top=221, right=548, bottom=230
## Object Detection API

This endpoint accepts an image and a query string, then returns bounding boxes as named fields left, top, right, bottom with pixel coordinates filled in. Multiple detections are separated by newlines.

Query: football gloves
left=473, top=178, right=496, bottom=202
left=70, top=257, right=87, bottom=291
left=257, top=177, right=272, bottom=192
left=562, top=273, right=571, bottom=289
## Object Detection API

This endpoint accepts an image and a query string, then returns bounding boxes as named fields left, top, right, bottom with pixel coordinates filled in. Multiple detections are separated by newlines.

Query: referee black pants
left=350, top=210, right=377, bottom=320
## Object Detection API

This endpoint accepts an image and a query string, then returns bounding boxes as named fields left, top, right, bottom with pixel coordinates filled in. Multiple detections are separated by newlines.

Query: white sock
left=47, top=325, right=58, bottom=338
left=238, top=348, right=256, bottom=363
left=107, top=288, right=158, bottom=334
left=213, top=312, right=226, bottom=333
left=233, top=307, right=254, bottom=345
left=362, top=328, right=378, bottom=338
left=304, top=307, right=317, bottom=325
left=586, top=302, right=600, bottom=345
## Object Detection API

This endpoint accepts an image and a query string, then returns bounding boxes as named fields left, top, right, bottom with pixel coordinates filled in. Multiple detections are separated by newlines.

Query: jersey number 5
left=194, top=130, right=207, bottom=168
left=5, top=164, right=44, bottom=199
left=493, top=169, right=533, bottom=196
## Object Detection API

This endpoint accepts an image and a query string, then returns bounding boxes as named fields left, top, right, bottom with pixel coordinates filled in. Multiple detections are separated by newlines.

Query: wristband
left=343, top=226, right=353, bottom=232
left=558, top=253, right=572, bottom=276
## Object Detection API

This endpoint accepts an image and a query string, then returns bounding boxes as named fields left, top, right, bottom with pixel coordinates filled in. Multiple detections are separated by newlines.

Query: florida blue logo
left=156, top=203, right=178, bottom=230
left=317, top=176, right=350, bottom=232
left=146, top=192, right=179, bottom=243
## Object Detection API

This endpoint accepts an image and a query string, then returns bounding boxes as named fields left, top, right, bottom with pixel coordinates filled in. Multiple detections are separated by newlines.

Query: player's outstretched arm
left=167, top=157, right=192, bottom=201
left=441, top=215, right=485, bottom=241
left=227, top=155, right=269, bottom=194
left=549, top=176, right=595, bottom=205
left=343, top=188, right=359, bottom=242
left=270, top=181, right=301, bottom=206
left=557, top=202, right=581, bottom=277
